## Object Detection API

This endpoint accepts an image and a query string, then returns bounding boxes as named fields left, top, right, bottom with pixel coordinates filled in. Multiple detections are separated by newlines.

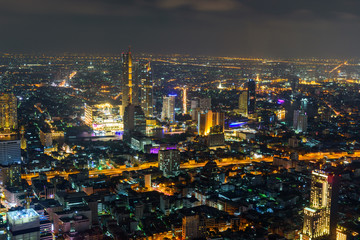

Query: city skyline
left=1, top=0, right=360, bottom=237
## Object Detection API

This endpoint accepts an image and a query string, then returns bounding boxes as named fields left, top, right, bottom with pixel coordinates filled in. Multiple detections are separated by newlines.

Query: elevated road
left=22, top=150, right=360, bottom=183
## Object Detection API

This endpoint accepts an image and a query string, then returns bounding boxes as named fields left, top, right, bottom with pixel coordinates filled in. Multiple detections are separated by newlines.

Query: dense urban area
left=0, top=52, right=360, bottom=240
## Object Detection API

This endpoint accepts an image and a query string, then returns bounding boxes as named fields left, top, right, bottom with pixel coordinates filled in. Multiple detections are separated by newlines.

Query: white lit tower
left=302, top=170, right=340, bottom=240
left=161, top=95, right=176, bottom=122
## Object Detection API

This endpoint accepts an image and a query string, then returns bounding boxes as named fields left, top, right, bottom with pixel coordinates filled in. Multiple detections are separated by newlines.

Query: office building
left=289, top=76, right=300, bottom=94
left=302, top=170, right=340, bottom=240
left=123, top=104, right=146, bottom=137
left=0, top=164, right=21, bottom=188
left=238, top=79, right=255, bottom=116
left=39, top=130, right=53, bottom=148
left=293, top=110, right=308, bottom=132
left=161, top=95, right=176, bottom=122
left=121, top=49, right=133, bottom=116
left=0, top=92, right=17, bottom=133
left=182, top=214, right=200, bottom=240
left=190, top=98, right=211, bottom=112
left=247, top=79, right=256, bottom=115
left=7, top=209, right=40, bottom=239
left=198, top=110, right=225, bottom=136
left=238, top=91, right=248, bottom=116
left=158, top=149, right=180, bottom=177
left=207, top=133, right=225, bottom=147
left=199, top=98, right=211, bottom=112
left=0, top=140, right=21, bottom=166
left=190, top=98, right=211, bottom=121
left=140, top=62, right=153, bottom=117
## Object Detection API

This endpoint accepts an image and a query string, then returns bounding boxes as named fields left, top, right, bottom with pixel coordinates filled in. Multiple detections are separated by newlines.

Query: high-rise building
left=289, top=76, right=300, bottom=94
left=0, top=92, right=17, bottom=133
left=182, top=214, right=200, bottom=240
left=140, top=62, right=153, bottom=117
left=247, top=79, right=256, bottom=115
left=190, top=98, right=211, bottom=121
left=84, top=103, right=93, bottom=127
left=0, top=140, right=21, bottom=166
left=293, top=110, right=308, bottom=132
left=121, top=49, right=133, bottom=116
left=302, top=170, right=340, bottom=240
left=123, top=104, right=146, bottom=137
left=158, top=149, right=180, bottom=177
left=0, top=164, right=21, bottom=187
left=199, top=98, right=211, bottom=112
left=161, top=95, right=176, bottom=122
left=198, top=110, right=225, bottom=136
left=238, top=91, right=248, bottom=116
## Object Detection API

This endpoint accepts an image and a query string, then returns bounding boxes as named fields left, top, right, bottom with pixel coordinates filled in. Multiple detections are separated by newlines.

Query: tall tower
left=293, top=110, right=308, bottom=132
left=161, top=95, right=176, bottom=122
left=302, top=170, right=340, bottom=240
left=123, top=104, right=146, bottom=137
left=198, top=110, right=224, bottom=136
left=289, top=76, right=300, bottom=94
left=0, top=93, right=18, bottom=133
left=247, top=79, right=256, bottom=115
left=182, top=87, right=187, bottom=114
left=238, top=91, right=248, bottom=117
left=140, top=62, right=153, bottom=117
left=121, top=48, right=133, bottom=116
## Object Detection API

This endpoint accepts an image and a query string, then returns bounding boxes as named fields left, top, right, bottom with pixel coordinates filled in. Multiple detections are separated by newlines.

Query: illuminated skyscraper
left=0, top=93, right=17, bottom=133
left=198, top=110, right=225, bottom=136
left=161, top=95, right=176, bottom=122
left=182, top=87, right=187, bottom=114
left=121, top=49, right=133, bottom=116
left=140, top=62, right=153, bottom=117
left=302, top=170, right=340, bottom=240
left=238, top=91, right=248, bottom=117
left=247, top=79, right=256, bottom=115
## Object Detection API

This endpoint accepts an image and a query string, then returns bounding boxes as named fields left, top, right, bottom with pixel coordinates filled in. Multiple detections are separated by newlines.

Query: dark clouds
left=0, top=0, right=359, bottom=57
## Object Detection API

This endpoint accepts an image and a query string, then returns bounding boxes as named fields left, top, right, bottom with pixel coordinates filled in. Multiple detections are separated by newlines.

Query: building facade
left=161, top=95, right=176, bottom=122
left=121, top=49, right=133, bottom=116
left=158, top=149, right=180, bottom=177
left=302, top=170, right=340, bottom=240
left=0, top=92, right=17, bottom=133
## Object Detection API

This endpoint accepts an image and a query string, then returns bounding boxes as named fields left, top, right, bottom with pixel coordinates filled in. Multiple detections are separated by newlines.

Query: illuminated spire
left=183, top=87, right=187, bottom=114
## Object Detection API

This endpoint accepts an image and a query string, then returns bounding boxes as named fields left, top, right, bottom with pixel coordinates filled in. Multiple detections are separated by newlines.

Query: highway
left=22, top=150, right=360, bottom=183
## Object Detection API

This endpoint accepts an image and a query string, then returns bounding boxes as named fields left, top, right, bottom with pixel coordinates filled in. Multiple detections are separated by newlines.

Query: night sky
left=1, top=0, right=359, bottom=57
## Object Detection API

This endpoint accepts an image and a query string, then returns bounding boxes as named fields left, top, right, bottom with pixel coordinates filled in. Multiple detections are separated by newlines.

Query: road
left=22, top=150, right=360, bottom=183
